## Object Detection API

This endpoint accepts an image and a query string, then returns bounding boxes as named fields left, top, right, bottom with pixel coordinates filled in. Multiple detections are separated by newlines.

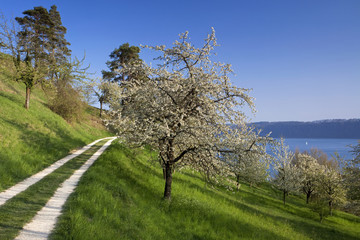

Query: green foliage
left=50, top=143, right=360, bottom=240
left=49, top=56, right=90, bottom=122
left=50, top=83, right=85, bottom=122
left=102, top=43, right=141, bottom=83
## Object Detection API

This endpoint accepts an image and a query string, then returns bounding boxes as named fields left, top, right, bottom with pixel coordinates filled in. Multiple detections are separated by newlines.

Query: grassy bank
left=51, top=142, right=360, bottom=240
left=0, top=53, right=111, bottom=191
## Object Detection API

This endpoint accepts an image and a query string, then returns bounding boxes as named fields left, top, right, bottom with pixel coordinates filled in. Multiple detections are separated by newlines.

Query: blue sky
left=1, top=0, right=359, bottom=122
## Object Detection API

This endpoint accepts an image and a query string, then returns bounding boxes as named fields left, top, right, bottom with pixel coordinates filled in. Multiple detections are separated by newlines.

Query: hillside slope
left=51, top=142, right=360, bottom=240
left=0, top=53, right=111, bottom=191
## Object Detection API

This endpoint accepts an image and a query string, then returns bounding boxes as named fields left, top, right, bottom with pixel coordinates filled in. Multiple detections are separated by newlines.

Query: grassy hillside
left=0, top=52, right=111, bottom=191
left=51, top=142, right=360, bottom=240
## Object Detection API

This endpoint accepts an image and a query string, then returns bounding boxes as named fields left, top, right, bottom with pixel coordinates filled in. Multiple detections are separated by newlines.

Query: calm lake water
left=278, top=138, right=359, bottom=160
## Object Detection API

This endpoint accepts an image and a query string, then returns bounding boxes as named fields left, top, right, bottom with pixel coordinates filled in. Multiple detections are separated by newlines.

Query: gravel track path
left=0, top=137, right=112, bottom=206
left=15, top=137, right=117, bottom=240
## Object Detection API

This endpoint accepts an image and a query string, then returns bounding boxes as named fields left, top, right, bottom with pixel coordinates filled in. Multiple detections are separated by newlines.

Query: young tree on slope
left=47, top=5, right=71, bottom=84
left=92, top=78, right=111, bottom=117
left=316, top=159, right=346, bottom=216
left=295, top=153, right=321, bottom=204
left=106, top=29, right=254, bottom=200
left=272, top=138, right=303, bottom=205
left=224, top=127, right=272, bottom=189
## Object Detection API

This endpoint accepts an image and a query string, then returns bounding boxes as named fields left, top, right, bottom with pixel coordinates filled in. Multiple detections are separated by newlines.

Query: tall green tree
left=14, top=5, right=70, bottom=109
left=47, top=5, right=71, bottom=84
left=102, top=43, right=141, bottom=83
left=15, top=6, right=52, bottom=108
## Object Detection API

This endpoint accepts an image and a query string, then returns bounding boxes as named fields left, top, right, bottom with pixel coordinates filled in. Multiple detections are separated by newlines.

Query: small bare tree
left=92, top=78, right=111, bottom=117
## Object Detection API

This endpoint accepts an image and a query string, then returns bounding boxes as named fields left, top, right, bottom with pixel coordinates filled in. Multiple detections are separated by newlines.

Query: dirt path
left=15, top=137, right=117, bottom=240
left=0, top=137, right=113, bottom=206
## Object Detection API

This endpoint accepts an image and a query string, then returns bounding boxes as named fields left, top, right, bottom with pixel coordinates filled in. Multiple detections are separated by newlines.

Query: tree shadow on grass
left=171, top=175, right=359, bottom=240
left=98, top=145, right=360, bottom=240
left=94, top=144, right=286, bottom=240
left=2, top=118, right=86, bottom=159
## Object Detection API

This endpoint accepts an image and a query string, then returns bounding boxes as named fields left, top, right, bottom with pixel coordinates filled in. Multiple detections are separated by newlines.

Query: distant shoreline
left=250, top=119, right=360, bottom=139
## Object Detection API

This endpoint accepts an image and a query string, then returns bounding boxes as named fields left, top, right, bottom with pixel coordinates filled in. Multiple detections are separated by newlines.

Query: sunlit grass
left=51, top=142, right=360, bottom=240
left=0, top=65, right=110, bottom=191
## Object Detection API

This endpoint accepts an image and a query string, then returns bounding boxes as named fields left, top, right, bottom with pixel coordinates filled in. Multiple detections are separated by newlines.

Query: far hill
left=251, top=119, right=360, bottom=139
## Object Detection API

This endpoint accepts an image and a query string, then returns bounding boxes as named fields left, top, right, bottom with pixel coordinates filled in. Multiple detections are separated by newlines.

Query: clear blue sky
left=2, top=0, right=359, bottom=122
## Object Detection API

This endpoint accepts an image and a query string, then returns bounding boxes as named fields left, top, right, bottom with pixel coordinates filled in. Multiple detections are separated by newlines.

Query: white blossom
left=105, top=29, right=255, bottom=199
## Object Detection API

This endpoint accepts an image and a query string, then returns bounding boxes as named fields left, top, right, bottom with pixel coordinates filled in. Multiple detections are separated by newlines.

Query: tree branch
left=173, top=147, right=197, bottom=163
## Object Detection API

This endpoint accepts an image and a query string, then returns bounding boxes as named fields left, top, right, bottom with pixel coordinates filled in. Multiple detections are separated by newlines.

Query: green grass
left=0, top=139, right=108, bottom=240
left=0, top=53, right=111, bottom=191
left=51, top=142, right=360, bottom=240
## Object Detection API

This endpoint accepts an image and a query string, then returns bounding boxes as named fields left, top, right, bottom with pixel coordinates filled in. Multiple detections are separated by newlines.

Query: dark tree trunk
left=25, top=87, right=31, bottom=109
left=236, top=174, right=240, bottom=190
left=162, top=168, right=166, bottom=180
left=329, top=200, right=333, bottom=216
left=283, top=190, right=286, bottom=205
left=306, top=192, right=311, bottom=204
left=163, top=162, right=173, bottom=200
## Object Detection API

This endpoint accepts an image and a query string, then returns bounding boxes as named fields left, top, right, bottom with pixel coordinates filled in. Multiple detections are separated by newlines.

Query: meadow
left=51, top=142, right=360, bottom=240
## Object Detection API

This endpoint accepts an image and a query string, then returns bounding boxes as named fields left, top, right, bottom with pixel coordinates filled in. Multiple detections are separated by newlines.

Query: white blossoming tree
left=272, top=138, right=303, bottom=205
left=224, top=127, right=272, bottom=189
left=106, top=29, right=255, bottom=200
left=295, top=153, right=322, bottom=204
left=316, top=164, right=346, bottom=216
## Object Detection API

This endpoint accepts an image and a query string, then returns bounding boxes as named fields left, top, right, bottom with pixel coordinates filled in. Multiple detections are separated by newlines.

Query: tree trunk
left=306, top=192, right=311, bottom=204
left=283, top=190, right=286, bottom=205
left=99, top=100, right=103, bottom=117
left=329, top=200, right=333, bottom=216
left=236, top=174, right=240, bottom=191
left=163, top=162, right=173, bottom=200
left=24, top=87, right=31, bottom=109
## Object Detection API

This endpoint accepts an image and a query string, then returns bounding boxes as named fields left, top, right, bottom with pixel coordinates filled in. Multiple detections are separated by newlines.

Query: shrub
left=50, top=84, right=84, bottom=122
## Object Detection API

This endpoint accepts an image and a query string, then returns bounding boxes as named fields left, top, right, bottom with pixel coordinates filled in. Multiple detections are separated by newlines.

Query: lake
left=278, top=138, right=359, bottom=160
